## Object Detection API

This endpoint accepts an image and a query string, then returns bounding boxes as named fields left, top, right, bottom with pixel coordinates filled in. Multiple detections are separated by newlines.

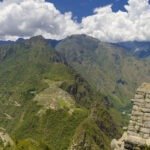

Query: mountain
left=117, top=41, right=150, bottom=58
left=0, top=40, right=14, bottom=45
left=0, top=36, right=124, bottom=150
left=0, top=35, right=149, bottom=150
left=56, top=35, right=150, bottom=110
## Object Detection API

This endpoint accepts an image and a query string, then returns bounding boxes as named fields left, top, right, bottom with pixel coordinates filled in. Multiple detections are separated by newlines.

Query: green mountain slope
left=0, top=36, right=123, bottom=150
left=56, top=34, right=150, bottom=111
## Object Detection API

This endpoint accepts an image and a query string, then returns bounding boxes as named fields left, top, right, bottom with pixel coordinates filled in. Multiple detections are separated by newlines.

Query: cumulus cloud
left=0, top=0, right=149, bottom=42
left=0, top=0, right=79, bottom=40
left=81, top=0, right=150, bottom=42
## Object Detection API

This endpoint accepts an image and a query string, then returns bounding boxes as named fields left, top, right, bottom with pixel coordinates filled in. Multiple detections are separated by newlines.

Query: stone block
left=146, top=139, right=150, bottom=146
left=143, top=133, right=149, bottom=139
left=132, top=98, right=144, bottom=103
left=126, top=135, right=146, bottom=145
left=144, top=113, right=150, bottom=117
left=134, top=94, right=144, bottom=99
left=143, top=116, right=150, bottom=121
left=140, top=127, right=150, bottom=134
left=132, top=111, right=143, bottom=116
left=145, top=99, right=150, bottom=103
left=127, top=131, right=140, bottom=137
left=143, top=122, right=150, bottom=128
left=141, top=108, right=150, bottom=113
left=130, top=116, right=137, bottom=121
left=133, top=105, right=140, bottom=111
left=146, top=94, right=150, bottom=99
left=145, top=104, right=150, bottom=108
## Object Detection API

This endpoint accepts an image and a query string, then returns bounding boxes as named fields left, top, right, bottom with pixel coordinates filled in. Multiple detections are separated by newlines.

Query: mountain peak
left=29, top=35, right=45, bottom=42
left=67, top=34, right=100, bottom=42
left=23, top=35, right=49, bottom=47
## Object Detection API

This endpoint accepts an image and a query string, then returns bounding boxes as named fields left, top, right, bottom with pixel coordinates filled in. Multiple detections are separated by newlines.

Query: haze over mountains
left=0, top=34, right=149, bottom=150
left=117, top=41, right=150, bottom=58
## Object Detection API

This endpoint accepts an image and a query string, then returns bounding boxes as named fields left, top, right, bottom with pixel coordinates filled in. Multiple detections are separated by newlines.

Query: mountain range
left=117, top=41, right=150, bottom=58
left=0, top=35, right=149, bottom=150
left=56, top=35, right=150, bottom=110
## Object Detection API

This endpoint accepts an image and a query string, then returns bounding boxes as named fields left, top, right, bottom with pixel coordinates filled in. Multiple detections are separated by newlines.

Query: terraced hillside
left=0, top=36, right=123, bottom=150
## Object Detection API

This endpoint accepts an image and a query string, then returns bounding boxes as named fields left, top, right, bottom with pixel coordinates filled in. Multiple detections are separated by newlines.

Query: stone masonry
left=111, top=83, right=150, bottom=150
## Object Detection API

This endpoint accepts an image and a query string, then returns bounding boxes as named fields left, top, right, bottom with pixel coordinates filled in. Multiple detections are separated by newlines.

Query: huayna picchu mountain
left=0, top=35, right=149, bottom=150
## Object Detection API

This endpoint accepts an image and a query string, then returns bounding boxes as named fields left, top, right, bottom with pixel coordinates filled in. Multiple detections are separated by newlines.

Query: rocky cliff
left=111, top=83, right=150, bottom=150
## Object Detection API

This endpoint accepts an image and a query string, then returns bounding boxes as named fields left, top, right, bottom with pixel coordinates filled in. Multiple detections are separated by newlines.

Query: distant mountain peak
left=66, top=34, right=100, bottom=42
left=29, top=35, right=46, bottom=42
left=117, top=41, right=150, bottom=58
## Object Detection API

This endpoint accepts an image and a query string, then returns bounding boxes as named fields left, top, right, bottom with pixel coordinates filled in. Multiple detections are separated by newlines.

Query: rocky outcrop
left=111, top=83, right=150, bottom=150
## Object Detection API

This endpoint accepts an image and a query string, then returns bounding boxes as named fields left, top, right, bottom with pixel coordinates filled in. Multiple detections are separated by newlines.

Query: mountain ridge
left=0, top=35, right=124, bottom=150
left=1, top=34, right=150, bottom=59
left=56, top=34, right=150, bottom=111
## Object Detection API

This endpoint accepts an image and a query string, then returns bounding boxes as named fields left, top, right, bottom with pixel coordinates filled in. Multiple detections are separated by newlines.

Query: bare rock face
left=111, top=83, right=150, bottom=150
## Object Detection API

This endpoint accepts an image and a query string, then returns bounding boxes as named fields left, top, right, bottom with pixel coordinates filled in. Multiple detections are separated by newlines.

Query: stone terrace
left=111, top=83, right=150, bottom=150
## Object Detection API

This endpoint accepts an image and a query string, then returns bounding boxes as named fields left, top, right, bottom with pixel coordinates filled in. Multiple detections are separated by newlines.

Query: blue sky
left=47, top=0, right=128, bottom=21
left=0, top=0, right=149, bottom=42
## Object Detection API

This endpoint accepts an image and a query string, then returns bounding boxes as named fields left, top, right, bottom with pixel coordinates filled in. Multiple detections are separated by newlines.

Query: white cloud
left=0, top=0, right=149, bottom=42
left=81, top=0, right=150, bottom=42
left=0, top=0, right=79, bottom=40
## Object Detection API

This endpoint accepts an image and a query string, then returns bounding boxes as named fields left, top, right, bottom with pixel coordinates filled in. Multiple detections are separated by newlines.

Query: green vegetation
left=144, top=146, right=150, bottom=150
left=56, top=34, right=150, bottom=111
left=0, top=36, right=124, bottom=150
left=1, top=35, right=148, bottom=149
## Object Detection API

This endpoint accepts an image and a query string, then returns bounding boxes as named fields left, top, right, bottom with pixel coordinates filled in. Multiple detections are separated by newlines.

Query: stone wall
left=111, top=83, right=150, bottom=150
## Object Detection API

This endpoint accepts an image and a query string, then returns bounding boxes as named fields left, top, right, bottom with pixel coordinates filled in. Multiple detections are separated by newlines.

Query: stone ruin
left=111, top=83, right=150, bottom=150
